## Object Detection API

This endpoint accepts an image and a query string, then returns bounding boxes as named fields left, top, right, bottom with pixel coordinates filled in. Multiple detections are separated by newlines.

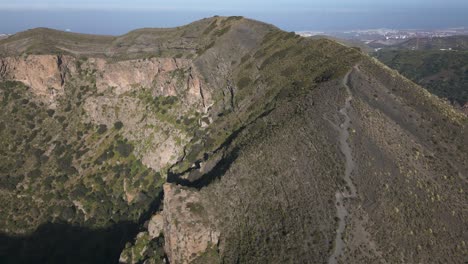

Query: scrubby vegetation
left=120, top=232, right=166, bottom=264
left=0, top=16, right=466, bottom=264
left=375, top=49, right=468, bottom=106
left=0, top=79, right=164, bottom=232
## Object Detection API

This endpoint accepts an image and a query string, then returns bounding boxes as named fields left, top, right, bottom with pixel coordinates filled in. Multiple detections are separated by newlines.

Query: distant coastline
left=0, top=8, right=467, bottom=35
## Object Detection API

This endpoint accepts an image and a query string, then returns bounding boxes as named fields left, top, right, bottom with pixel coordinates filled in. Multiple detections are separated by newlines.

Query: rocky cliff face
left=80, top=57, right=211, bottom=171
left=0, top=50, right=217, bottom=262
left=0, top=54, right=211, bottom=173
left=162, top=183, right=220, bottom=264
left=0, top=55, right=76, bottom=106
left=93, top=57, right=209, bottom=107
left=0, top=55, right=208, bottom=108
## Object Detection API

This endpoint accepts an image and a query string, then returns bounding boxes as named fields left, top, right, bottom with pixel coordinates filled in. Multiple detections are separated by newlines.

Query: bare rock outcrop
left=94, top=57, right=210, bottom=108
left=0, top=55, right=76, bottom=105
left=162, top=183, right=220, bottom=264
left=148, top=213, right=164, bottom=239
left=82, top=95, right=189, bottom=171
left=0, top=55, right=211, bottom=110
left=79, top=57, right=212, bottom=171
left=0, top=54, right=209, bottom=173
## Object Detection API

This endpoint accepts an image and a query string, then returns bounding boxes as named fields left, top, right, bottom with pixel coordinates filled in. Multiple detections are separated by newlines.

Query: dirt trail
left=328, top=68, right=358, bottom=264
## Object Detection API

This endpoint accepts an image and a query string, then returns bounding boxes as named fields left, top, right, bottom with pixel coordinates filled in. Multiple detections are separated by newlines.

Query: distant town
left=297, top=27, right=468, bottom=46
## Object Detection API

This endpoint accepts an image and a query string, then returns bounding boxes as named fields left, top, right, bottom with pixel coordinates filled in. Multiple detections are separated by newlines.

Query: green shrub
left=282, top=32, right=297, bottom=40
left=97, top=124, right=107, bottom=134
left=115, top=140, right=134, bottom=157
left=203, top=20, right=218, bottom=35
left=240, top=54, right=251, bottom=64
left=254, top=49, right=266, bottom=59
left=114, top=121, right=124, bottom=130
left=27, top=169, right=42, bottom=179
left=197, top=41, right=215, bottom=55
left=237, top=76, right=252, bottom=90
left=56, top=116, right=66, bottom=123
left=261, top=47, right=293, bottom=69
left=95, top=147, right=115, bottom=164
left=161, top=96, right=178, bottom=106
left=186, top=202, right=204, bottom=215
left=186, top=143, right=203, bottom=163
left=281, top=66, right=296, bottom=77
left=214, top=26, right=231, bottom=37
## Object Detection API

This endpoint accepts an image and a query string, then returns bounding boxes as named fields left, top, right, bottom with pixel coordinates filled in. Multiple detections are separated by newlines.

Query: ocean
left=0, top=8, right=467, bottom=35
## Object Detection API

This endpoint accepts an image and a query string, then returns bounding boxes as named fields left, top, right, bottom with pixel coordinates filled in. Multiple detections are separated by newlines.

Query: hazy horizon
left=1, top=1, right=468, bottom=35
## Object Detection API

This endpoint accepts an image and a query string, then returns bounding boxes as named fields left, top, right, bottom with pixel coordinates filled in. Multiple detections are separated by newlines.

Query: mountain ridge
left=0, top=16, right=466, bottom=264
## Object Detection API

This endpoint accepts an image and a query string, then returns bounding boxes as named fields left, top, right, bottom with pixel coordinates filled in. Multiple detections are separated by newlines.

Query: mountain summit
left=0, top=16, right=466, bottom=264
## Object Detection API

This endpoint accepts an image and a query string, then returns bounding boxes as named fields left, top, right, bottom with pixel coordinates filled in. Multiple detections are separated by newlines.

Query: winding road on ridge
left=328, top=67, right=358, bottom=264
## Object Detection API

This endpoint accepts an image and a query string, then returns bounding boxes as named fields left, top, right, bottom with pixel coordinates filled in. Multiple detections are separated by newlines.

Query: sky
left=0, top=0, right=467, bottom=34
left=2, top=0, right=468, bottom=10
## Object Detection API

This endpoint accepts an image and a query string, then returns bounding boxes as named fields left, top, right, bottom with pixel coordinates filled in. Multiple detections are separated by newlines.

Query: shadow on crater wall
left=0, top=190, right=164, bottom=264
left=0, top=221, right=137, bottom=264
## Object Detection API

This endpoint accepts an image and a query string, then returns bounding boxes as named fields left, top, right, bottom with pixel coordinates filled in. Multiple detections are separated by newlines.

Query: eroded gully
left=328, top=68, right=358, bottom=264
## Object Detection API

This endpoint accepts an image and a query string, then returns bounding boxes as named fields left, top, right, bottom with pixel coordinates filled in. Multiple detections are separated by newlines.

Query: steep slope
left=375, top=36, right=468, bottom=112
left=0, top=17, right=466, bottom=264
left=161, top=60, right=467, bottom=264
